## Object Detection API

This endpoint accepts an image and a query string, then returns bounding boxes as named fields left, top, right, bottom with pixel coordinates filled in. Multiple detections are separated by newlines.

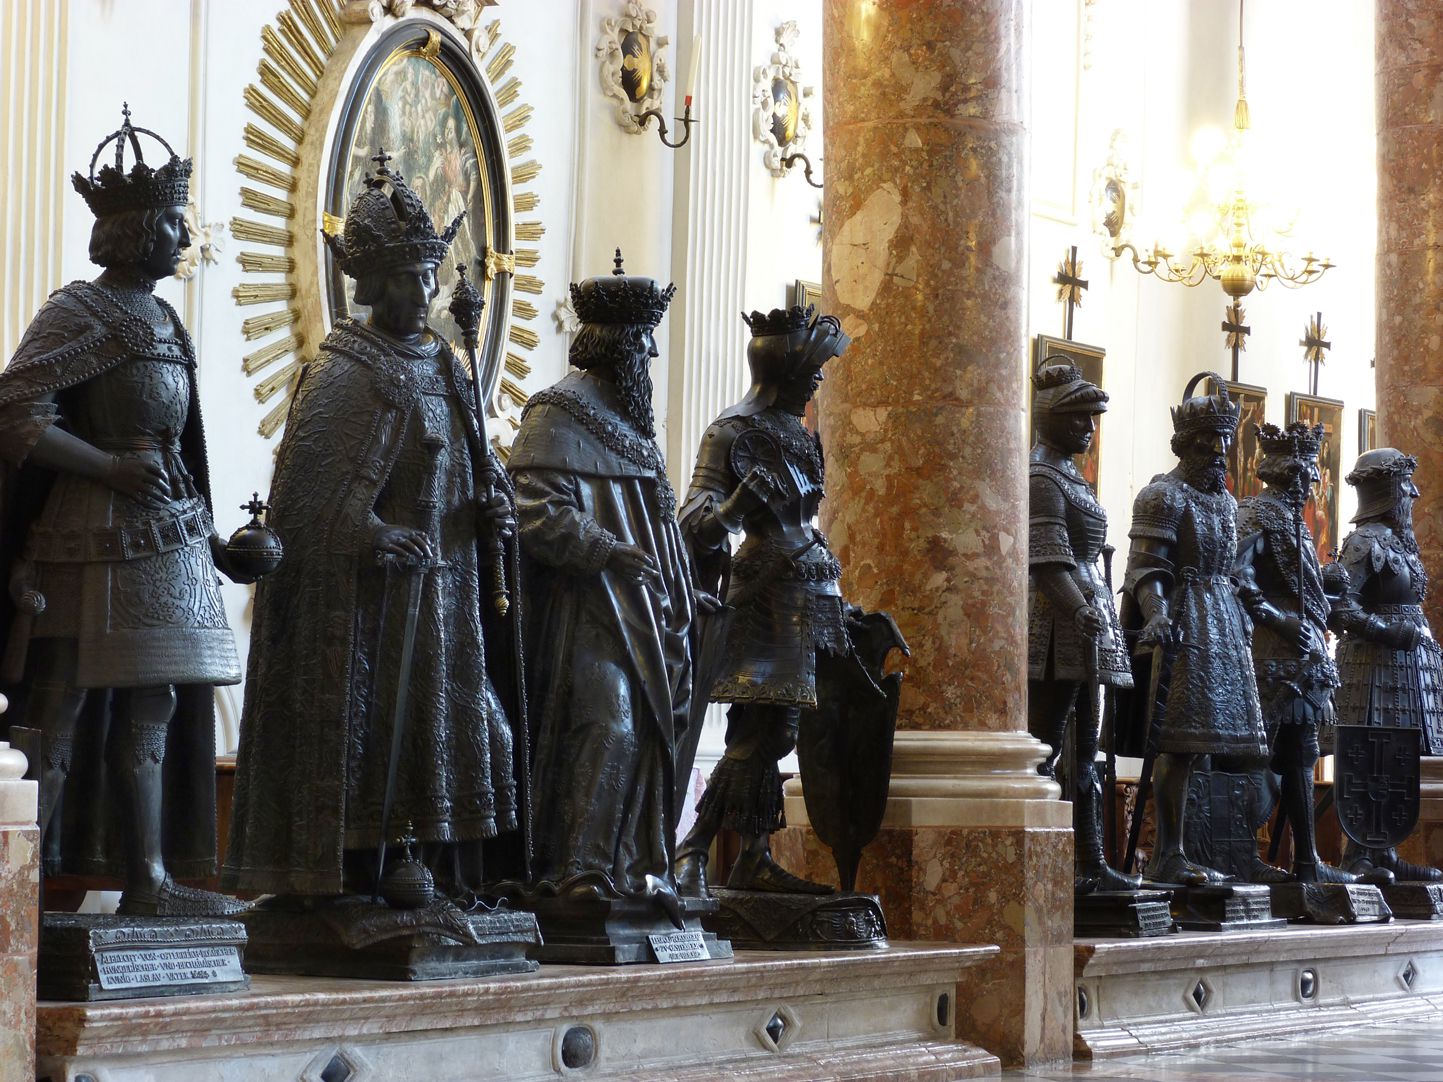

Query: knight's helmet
left=1347, top=447, right=1419, bottom=522
left=569, top=248, right=676, bottom=328
left=1171, top=371, right=1241, bottom=440
left=72, top=103, right=191, bottom=220
left=1032, top=356, right=1108, bottom=418
left=740, top=304, right=851, bottom=385
left=323, top=148, right=462, bottom=281
left=1255, top=421, right=1324, bottom=466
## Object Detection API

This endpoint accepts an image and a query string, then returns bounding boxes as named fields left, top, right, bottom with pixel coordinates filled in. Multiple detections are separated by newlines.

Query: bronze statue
left=1027, top=362, right=1138, bottom=894
left=1332, top=448, right=1443, bottom=883
left=222, top=153, right=536, bottom=977
left=0, top=108, right=250, bottom=917
left=673, top=306, right=905, bottom=925
left=506, top=250, right=724, bottom=962
left=1122, top=373, right=1268, bottom=887
left=1230, top=423, right=1370, bottom=885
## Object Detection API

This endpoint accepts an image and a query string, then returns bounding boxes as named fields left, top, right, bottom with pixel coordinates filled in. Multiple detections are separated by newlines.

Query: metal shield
left=1335, top=723, right=1422, bottom=849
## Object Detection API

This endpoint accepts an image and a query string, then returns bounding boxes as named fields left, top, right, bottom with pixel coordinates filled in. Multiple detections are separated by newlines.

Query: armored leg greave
left=113, top=686, right=177, bottom=900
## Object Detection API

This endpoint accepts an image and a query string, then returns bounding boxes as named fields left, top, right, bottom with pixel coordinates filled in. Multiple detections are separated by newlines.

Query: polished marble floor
left=1001, top=1022, right=1443, bottom=1081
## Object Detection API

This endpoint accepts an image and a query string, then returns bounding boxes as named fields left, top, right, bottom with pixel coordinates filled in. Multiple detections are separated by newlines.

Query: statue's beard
left=1391, top=496, right=1416, bottom=537
left=1180, top=453, right=1228, bottom=493
left=613, top=350, right=656, bottom=438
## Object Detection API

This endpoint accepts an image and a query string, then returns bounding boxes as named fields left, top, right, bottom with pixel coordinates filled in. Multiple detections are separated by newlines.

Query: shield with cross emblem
left=1335, top=724, right=1422, bottom=849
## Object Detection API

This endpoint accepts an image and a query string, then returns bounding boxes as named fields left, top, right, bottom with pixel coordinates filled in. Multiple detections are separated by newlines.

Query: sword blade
left=373, top=562, right=429, bottom=901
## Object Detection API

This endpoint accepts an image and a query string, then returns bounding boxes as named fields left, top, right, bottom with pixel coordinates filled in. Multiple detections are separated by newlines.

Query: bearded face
left=1393, top=475, right=1421, bottom=534
left=1177, top=428, right=1232, bottom=493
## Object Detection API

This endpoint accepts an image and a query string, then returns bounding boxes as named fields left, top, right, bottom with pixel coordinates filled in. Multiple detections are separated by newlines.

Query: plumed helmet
left=741, top=304, right=851, bottom=384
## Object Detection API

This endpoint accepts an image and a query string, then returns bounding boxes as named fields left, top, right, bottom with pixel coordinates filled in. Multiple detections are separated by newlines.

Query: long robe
left=222, top=320, right=527, bottom=896
left=508, top=370, right=695, bottom=896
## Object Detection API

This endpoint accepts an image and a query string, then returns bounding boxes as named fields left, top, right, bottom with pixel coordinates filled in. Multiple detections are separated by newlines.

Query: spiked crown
left=1033, top=358, right=1108, bottom=415
left=1256, top=421, right=1324, bottom=460
left=323, top=149, right=462, bottom=279
left=570, top=248, right=676, bottom=327
left=1172, top=371, right=1241, bottom=436
left=72, top=104, right=191, bottom=218
left=742, top=304, right=814, bottom=336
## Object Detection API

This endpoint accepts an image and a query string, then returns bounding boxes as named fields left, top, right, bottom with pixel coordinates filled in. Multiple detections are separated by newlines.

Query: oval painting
left=333, top=46, right=494, bottom=353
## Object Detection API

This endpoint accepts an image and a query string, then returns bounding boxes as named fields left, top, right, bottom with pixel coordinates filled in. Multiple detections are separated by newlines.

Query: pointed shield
left=1335, top=723, right=1421, bottom=849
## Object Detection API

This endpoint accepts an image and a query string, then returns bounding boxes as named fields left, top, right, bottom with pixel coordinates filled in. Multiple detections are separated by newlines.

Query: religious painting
left=1288, top=392, right=1345, bottom=564
left=329, top=43, right=495, bottom=356
left=1359, top=408, right=1378, bottom=454
left=1031, top=334, right=1104, bottom=495
left=1209, top=378, right=1267, bottom=501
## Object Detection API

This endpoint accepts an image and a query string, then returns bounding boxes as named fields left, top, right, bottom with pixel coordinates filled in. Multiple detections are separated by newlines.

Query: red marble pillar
left=774, top=0, right=1072, bottom=1070
left=0, top=695, right=39, bottom=1082
left=1377, top=0, right=1443, bottom=631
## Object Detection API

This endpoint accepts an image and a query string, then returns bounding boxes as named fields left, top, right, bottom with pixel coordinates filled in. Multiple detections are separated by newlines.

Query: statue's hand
left=1275, top=615, right=1315, bottom=654
left=373, top=522, right=433, bottom=565
left=606, top=542, right=663, bottom=590
left=1136, top=611, right=1172, bottom=652
left=1382, top=618, right=1423, bottom=652
left=208, top=534, right=258, bottom=586
left=718, top=466, right=779, bottom=523
left=695, top=590, right=723, bottom=615
left=105, top=453, right=170, bottom=507
left=1072, top=603, right=1105, bottom=639
left=477, top=486, right=515, bottom=540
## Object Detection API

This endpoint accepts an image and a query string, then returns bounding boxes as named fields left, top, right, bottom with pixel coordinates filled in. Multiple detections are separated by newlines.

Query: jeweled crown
left=71, top=104, right=191, bottom=218
left=1256, top=421, right=1324, bottom=460
left=323, top=149, right=463, bottom=279
left=1171, top=371, right=1241, bottom=436
left=742, top=304, right=814, bottom=336
left=570, top=248, right=676, bottom=327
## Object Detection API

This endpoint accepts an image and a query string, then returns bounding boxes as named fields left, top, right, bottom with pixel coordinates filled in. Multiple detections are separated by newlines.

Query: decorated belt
left=27, top=505, right=213, bottom=563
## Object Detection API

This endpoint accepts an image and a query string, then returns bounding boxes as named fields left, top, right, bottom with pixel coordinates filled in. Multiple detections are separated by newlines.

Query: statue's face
left=1179, top=427, right=1232, bottom=492
left=774, top=361, right=826, bottom=416
left=370, top=261, right=439, bottom=340
left=141, top=204, right=190, bottom=280
left=1041, top=410, right=1099, bottom=456
left=1280, top=457, right=1320, bottom=510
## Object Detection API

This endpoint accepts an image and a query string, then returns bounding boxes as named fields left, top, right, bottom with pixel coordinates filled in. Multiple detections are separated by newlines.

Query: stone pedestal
left=0, top=720, right=40, bottom=1082
left=37, top=944, right=1000, bottom=1081
left=1075, top=921, right=1443, bottom=1059
left=816, top=0, right=1063, bottom=1068
left=1396, top=756, right=1443, bottom=873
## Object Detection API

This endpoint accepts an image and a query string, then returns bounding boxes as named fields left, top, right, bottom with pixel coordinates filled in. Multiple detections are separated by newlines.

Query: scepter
left=448, top=263, right=510, bottom=615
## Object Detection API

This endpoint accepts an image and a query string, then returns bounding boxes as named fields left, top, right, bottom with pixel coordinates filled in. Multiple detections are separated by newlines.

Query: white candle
left=685, top=34, right=702, bottom=111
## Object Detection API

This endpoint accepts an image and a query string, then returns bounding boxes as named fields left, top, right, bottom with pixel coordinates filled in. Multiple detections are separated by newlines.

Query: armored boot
left=1145, top=753, right=1231, bottom=886
left=1284, top=767, right=1386, bottom=886
left=1343, top=840, right=1443, bottom=883
left=1074, top=765, right=1141, bottom=893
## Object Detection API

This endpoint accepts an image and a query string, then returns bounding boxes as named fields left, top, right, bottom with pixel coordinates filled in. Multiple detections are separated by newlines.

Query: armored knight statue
left=1230, top=422, right=1371, bottom=885
left=507, top=251, right=724, bottom=962
left=1331, top=448, right=1443, bottom=883
left=1027, top=362, right=1137, bottom=894
left=0, top=108, right=251, bottom=917
left=1122, top=373, right=1268, bottom=887
left=673, top=305, right=906, bottom=916
left=223, top=154, right=536, bottom=976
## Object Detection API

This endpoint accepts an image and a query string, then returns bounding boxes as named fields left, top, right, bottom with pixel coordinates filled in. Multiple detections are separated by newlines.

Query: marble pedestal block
left=1075, top=921, right=1443, bottom=1059
left=1397, top=756, right=1443, bottom=873
left=36, top=944, right=999, bottom=1081
left=0, top=732, right=39, bottom=1082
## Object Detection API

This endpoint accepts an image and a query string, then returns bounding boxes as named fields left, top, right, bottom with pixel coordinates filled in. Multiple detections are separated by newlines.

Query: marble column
left=1376, top=0, right=1443, bottom=632
left=0, top=693, right=39, bottom=1082
left=775, top=0, right=1072, bottom=1070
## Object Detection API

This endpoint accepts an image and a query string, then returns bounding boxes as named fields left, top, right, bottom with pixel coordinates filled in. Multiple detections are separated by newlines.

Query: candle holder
left=634, top=103, right=695, bottom=150
left=780, top=151, right=823, bottom=189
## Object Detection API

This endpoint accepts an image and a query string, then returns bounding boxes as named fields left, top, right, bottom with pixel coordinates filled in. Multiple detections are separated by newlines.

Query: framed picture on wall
left=1359, top=408, right=1377, bottom=453
left=793, top=279, right=823, bottom=312
left=1209, top=378, right=1267, bottom=501
left=1031, top=334, right=1105, bottom=496
left=1288, top=392, right=1345, bottom=564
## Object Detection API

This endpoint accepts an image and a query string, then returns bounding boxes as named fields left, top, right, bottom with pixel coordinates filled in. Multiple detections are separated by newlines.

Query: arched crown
left=71, top=103, right=191, bottom=218
left=323, top=149, right=463, bottom=280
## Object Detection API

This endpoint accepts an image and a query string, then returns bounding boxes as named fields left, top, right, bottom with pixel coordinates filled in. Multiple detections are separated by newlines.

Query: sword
left=1268, top=505, right=1315, bottom=863
left=1124, top=636, right=1171, bottom=875
left=1101, top=544, right=1118, bottom=861
left=373, top=553, right=433, bottom=902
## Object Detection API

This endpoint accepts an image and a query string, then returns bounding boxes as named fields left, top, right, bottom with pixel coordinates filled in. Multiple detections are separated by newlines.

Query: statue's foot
left=727, top=854, right=834, bottom=895
left=1373, top=847, right=1443, bottom=883
left=1293, top=860, right=1387, bottom=887
left=643, top=873, right=686, bottom=930
left=673, top=851, right=711, bottom=899
left=118, top=876, right=252, bottom=918
left=1078, top=862, right=1143, bottom=892
left=1240, top=858, right=1293, bottom=885
left=1145, top=852, right=1232, bottom=888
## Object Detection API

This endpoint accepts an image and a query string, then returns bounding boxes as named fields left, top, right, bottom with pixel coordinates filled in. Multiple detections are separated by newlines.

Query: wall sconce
left=753, top=22, right=814, bottom=181
left=630, top=31, right=701, bottom=151
left=779, top=152, right=822, bottom=189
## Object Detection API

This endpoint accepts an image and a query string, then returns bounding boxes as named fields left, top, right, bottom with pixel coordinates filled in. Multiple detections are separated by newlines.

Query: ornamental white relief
left=174, top=203, right=224, bottom=281
left=752, top=21, right=813, bottom=179
left=595, top=3, right=671, bottom=134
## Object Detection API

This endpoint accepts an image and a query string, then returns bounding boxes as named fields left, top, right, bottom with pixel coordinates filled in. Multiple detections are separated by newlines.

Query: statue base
left=515, top=891, right=733, bottom=965
left=1074, top=890, right=1175, bottom=938
left=1170, top=884, right=1286, bottom=932
left=706, top=888, right=887, bottom=950
left=239, top=896, right=541, bottom=981
left=1382, top=882, right=1443, bottom=920
left=1268, top=883, right=1392, bottom=925
left=39, top=912, right=249, bottom=1002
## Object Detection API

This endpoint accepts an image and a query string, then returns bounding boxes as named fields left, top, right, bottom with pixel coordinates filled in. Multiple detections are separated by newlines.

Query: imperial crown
left=323, top=149, right=463, bottom=279
left=570, top=248, right=676, bottom=327
left=1171, top=371, right=1241, bottom=436
left=1256, top=421, right=1324, bottom=460
left=742, top=304, right=815, bottom=337
left=72, top=104, right=191, bottom=218
left=1033, top=358, right=1108, bottom=415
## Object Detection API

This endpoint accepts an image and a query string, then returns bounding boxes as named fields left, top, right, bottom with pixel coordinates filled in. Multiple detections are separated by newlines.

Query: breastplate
left=64, top=356, right=191, bottom=447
